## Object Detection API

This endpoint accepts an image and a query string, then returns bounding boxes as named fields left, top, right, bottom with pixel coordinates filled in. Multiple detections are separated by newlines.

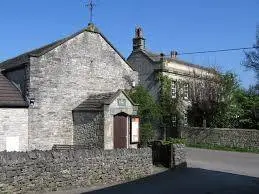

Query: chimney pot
left=133, top=27, right=146, bottom=51
left=160, top=53, right=165, bottom=61
left=171, top=51, right=178, bottom=59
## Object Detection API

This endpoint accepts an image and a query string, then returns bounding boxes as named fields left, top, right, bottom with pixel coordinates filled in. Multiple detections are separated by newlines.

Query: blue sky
left=0, top=0, right=258, bottom=88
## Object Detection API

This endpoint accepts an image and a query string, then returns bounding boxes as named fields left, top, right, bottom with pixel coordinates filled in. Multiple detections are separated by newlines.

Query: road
left=48, top=148, right=259, bottom=194
left=187, top=147, right=259, bottom=178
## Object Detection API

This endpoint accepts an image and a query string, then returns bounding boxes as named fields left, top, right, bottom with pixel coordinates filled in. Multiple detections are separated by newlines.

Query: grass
left=187, top=143, right=259, bottom=154
left=162, top=138, right=186, bottom=145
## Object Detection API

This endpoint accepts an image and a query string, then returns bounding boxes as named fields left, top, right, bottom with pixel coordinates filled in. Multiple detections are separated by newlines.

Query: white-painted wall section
left=0, top=108, right=28, bottom=151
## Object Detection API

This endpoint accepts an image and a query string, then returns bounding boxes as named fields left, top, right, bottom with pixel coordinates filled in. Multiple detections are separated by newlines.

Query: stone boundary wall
left=171, top=144, right=187, bottom=168
left=0, top=148, right=152, bottom=193
left=152, top=142, right=186, bottom=168
left=181, top=127, right=259, bottom=149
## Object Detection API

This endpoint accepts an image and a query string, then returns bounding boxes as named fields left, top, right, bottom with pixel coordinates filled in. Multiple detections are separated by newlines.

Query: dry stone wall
left=181, top=127, right=259, bottom=149
left=171, top=144, right=187, bottom=168
left=0, top=148, right=152, bottom=194
left=72, top=111, right=104, bottom=149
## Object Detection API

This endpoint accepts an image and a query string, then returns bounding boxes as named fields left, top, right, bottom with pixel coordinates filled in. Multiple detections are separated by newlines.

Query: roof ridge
left=140, top=50, right=214, bottom=72
left=0, top=24, right=135, bottom=71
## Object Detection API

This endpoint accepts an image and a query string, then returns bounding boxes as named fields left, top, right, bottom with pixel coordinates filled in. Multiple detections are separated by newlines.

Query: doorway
left=113, top=113, right=128, bottom=149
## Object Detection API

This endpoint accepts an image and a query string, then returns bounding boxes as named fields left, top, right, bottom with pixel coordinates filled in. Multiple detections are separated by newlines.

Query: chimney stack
left=133, top=27, right=146, bottom=51
left=170, top=51, right=178, bottom=59
left=160, top=53, right=165, bottom=62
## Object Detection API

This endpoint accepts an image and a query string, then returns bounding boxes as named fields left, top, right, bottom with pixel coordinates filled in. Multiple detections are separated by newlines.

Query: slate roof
left=141, top=50, right=213, bottom=72
left=74, top=90, right=136, bottom=111
left=74, top=92, right=115, bottom=111
left=0, top=23, right=134, bottom=71
left=0, top=73, right=27, bottom=107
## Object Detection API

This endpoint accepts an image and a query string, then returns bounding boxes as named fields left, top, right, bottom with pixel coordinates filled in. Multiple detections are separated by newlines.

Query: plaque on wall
left=130, top=117, right=140, bottom=144
left=117, top=98, right=126, bottom=106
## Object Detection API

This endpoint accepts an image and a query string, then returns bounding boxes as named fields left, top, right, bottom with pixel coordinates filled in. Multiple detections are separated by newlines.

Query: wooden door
left=113, top=113, right=128, bottom=149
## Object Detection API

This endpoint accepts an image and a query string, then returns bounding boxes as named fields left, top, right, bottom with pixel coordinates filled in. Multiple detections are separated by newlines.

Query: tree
left=243, top=26, right=259, bottom=87
left=128, top=86, right=160, bottom=146
left=198, top=72, right=259, bottom=129
left=187, top=70, right=222, bottom=127
left=187, top=72, right=244, bottom=128
left=158, top=74, right=184, bottom=139
left=234, top=88, right=259, bottom=129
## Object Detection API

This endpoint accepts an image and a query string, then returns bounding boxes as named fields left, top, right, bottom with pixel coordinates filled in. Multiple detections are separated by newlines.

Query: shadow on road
left=82, top=168, right=259, bottom=194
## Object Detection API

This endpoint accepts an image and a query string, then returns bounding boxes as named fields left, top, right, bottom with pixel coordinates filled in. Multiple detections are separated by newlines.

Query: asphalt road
left=187, top=147, right=259, bottom=178
left=48, top=148, right=259, bottom=194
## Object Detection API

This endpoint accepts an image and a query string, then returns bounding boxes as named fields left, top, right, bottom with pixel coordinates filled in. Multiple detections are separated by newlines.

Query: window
left=171, top=81, right=177, bottom=98
left=172, top=115, right=177, bottom=127
left=183, top=83, right=189, bottom=99
left=184, top=113, right=188, bottom=126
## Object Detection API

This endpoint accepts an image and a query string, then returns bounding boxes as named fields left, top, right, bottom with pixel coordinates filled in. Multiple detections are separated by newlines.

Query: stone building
left=0, top=23, right=139, bottom=151
left=127, top=27, right=216, bottom=138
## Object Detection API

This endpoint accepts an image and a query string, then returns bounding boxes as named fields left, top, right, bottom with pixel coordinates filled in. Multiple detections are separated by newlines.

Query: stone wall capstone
left=181, top=127, right=259, bottom=149
left=0, top=148, right=152, bottom=193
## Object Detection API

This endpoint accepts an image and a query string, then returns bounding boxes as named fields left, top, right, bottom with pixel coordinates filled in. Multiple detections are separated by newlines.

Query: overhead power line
left=171, top=46, right=259, bottom=56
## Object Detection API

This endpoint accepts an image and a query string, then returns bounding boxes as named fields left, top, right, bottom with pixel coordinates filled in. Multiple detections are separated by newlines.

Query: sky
left=0, top=0, right=258, bottom=88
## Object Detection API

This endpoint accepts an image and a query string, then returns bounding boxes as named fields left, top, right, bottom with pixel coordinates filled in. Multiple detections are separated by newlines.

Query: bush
left=139, top=123, right=155, bottom=147
left=162, top=138, right=186, bottom=145
left=128, top=86, right=160, bottom=146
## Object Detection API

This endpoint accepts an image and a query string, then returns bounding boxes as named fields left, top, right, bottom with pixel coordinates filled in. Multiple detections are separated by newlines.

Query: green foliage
left=234, top=88, right=259, bottom=129
left=128, top=86, right=160, bottom=146
left=157, top=73, right=182, bottom=138
left=210, top=72, right=259, bottom=129
left=210, top=72, right=243, bottom=128
left=243, top=26, right=259, bottom=84
left=162, top=138, right=186, bottom=145
left=140, top=123, right=155, bottom=145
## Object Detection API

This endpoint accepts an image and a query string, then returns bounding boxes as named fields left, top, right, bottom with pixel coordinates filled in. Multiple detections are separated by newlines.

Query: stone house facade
left=127, top=27, right=217, bottom=138
left=0, top=24, right=139, bottom=151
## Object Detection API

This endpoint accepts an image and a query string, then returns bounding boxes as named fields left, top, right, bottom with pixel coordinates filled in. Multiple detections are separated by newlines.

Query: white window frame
left=183, top=83, right=189, bottom=100
left=184, top=113, right=188, bottom=126
left=171, top=81, right=177, bottom=98
left=172, top=115, right=177, bottom=127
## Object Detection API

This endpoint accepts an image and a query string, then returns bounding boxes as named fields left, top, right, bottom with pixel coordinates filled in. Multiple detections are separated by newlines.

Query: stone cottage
left=127, top=27, right=216, bottom=138
left=0, top=23, right=139, bottom=151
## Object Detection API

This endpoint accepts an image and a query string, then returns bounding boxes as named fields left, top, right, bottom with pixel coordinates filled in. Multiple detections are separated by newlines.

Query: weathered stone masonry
left=28, top=30, right=138, bottom=150
left=0, top=108, right=28, bottom=152
left=181, top=127, right=259, bottom=149
left=0, top=148, right=152, bottom=193
left=73, top=111, right=104, bottom=149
